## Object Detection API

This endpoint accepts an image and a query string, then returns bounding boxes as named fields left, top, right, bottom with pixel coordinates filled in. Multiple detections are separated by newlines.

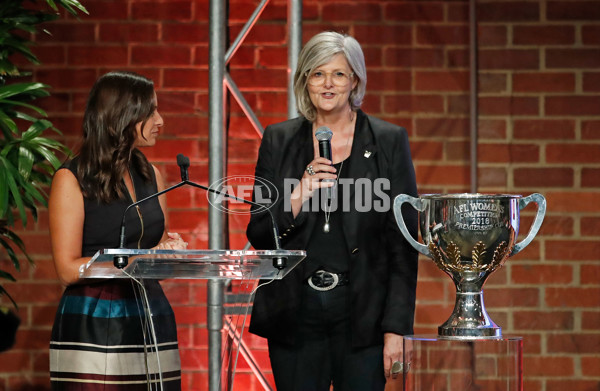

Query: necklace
left=323, top=127, right=353, bottom=233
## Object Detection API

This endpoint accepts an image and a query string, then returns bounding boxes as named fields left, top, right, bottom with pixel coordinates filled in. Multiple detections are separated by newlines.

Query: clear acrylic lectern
left=80, top=248, right=306, bottom=391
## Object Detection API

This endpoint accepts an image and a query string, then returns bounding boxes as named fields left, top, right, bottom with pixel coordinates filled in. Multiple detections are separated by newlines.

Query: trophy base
left=438, top=291, right=502, bottom=339
left=438, top=326, right=502, bottom=340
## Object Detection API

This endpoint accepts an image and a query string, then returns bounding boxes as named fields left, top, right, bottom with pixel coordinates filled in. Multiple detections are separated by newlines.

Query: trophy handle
left=511, top=193, right=546, bottom=256
left=393, top=194, right=431, bottom=257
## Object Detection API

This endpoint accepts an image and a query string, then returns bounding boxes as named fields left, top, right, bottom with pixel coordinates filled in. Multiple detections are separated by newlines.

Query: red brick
left=131, top=46, right=191, bottom=66
left=582, top=311, right=600, bottom=330
left=581, top=264, right=600, bottom=285
left=583, top=72, right=600, bottom=92
left=234, top=24, right=287, bottom=45
left=99, top=23, right=159, bottom=43
left=479, top=73, right=508, bottom=93
left=513, top=311, right=574, bottom=331
left=512, top=264, right=573, bottom=284
left=415, top=71, right=469, bottom=92
left=513, top=25, right=575, bottom=45
left=35, top=45, right=66, bottom=64
left=479, top=143, right=540, bottom=163
left=479, top=97, right=539, bottom=116
left=163, top=69, right=208, bottom=89
left=479, top=49, right=539, bottom=70
left=479, top=167, right=508, bottom=188
left=514, top=167, right=574, bottom=187
left=416, top=25, right=469, bottom=45
left=383, top=95, right=444, bottom=114
left=582, top=25, right=600, bottom=44
left=581, top=356, right=600, bottom=377
left=479, top=119, right=507, bottom=139
left=35, top=68, right=98, bottom=90
left=410, top=141, right=444, bottom=161
left=582, top=168, right=600, bottom=186
left=384, top=48, right=444, bottom=68
left=513, top=119, right=576, bottom=140
left=448, top=3, right=468, bottom=22
left=485, top=287, right=540, bottom=307
left=582, top=120, right=600, bottom=139
left=546, top=240, right=600, bottom=261
left=416, top=164, right=470, bottom=186
left=548, top=334, right=600, bottom=354
left=258, top=47, right=286, bottom=67
left=547, top=1, right=600, bottom=20
left=78, top=0, right=129, bottom=20
left=158, top=92, right=198, bottom=114
left=546, top=192, right=600, bottom=213
left=547, top=143, right=600, bottom=163
left=354, top=25, right=412, bottom=45
left=384, top=3, right=444, bottom=22
left=445, top=140, right=469, bottom=161
left=479, top=25, right=508, bottom=46
left=229, top=68, right=287, bottom=90
left=0, top=351, right=31, bottom=372
left=547, top=49, right=600, bottom=68
left=415, top=118, right=470, bottom=138
left=36, top=22, right=95, bottom=43
left=67, top=46, right=128, bottom=66
left=447, top=49, right=470, bottom=68
left=546, top=287, right=600, bottom=307
left=523, top=357, right=574, bottom=377
left=477, top=2, right=540, bottom=21
left=447, top=95, right=469, bottom=115
left=193, top=44, right=209, bottom=66
left=513, top=72, right=575, bottom=92
left=363, top=72, right=411, bottom=94
left=548, top=95, right=600, bottom=116
left=322, top=3, right=382, bottom=22
left=132, top=1, right=193, bottom=20
left=581, top=217, right=600, bottom=236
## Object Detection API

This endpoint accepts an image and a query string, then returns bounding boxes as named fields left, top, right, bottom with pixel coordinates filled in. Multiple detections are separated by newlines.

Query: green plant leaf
left=0, top=229, right=33, bottom=267
left=0, top=285, right=18, bottom=310
left=1, top=99, right=48, bottom=117
left=0, top=109, right=17, bottom=134
left=0, top=165, right=8, bottom=217
left=3, top=161, right=27, bottom=224
left=0, top=82, right=50, bottom=100
left=18, top=145, right=35, bottom=180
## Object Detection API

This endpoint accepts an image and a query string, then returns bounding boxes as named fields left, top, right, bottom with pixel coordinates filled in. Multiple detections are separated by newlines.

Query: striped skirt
left=50, top=279, right=181, bottom=390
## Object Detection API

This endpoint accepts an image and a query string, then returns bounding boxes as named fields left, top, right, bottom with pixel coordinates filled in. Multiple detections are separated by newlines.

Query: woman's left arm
left=381, top=127, right=419, bottom=378
left=153, top=165, right=187, bottom=250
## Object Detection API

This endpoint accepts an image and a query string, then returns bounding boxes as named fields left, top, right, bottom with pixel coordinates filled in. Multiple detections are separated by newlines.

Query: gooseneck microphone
left=315, top=127, right=334, bottom=199
left=114, top=154, right=286, bottom=270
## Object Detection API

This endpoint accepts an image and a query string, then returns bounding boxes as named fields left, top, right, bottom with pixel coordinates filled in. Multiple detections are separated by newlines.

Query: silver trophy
left=394, top=193, right=546, bottom=338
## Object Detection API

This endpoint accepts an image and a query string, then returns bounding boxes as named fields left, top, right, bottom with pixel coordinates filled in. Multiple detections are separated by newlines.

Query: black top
left=305, top=160, right=350, bottom=276
left=61, top=156, right=165, bottom=256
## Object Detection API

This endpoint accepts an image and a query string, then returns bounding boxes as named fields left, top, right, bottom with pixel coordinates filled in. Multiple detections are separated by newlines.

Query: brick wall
left=0, top=0, right=598, bottom=390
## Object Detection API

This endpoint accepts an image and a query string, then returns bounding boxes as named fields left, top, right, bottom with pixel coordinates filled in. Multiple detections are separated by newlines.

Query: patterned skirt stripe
left=50, top=279, right=181, bottom=390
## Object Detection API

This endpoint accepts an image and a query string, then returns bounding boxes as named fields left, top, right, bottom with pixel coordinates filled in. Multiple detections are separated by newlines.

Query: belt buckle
left=308, top=270, right=339, bottom=291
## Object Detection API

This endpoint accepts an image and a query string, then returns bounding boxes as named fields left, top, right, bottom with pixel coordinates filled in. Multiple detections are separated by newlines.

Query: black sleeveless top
left=62, top=156, right=165, bottom=255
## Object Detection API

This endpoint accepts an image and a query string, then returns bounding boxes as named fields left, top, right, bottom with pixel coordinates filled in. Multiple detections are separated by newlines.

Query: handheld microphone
left=114, top=155, right=287, bottom=270
left=315, top=127, right=334, bottom=199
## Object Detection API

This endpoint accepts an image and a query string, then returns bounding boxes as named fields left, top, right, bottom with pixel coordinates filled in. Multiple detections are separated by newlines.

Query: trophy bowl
left=394, top=193, right=546, bottom=339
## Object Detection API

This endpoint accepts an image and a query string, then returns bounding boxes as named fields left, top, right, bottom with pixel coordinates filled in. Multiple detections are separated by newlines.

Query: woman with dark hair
left=48, top=71, right=185, bottom=390
left=247, top=32, right=419, bottom=390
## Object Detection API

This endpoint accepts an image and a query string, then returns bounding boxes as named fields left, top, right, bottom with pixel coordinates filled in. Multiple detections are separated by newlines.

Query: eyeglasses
left=306, top=70, right=354, bottom=87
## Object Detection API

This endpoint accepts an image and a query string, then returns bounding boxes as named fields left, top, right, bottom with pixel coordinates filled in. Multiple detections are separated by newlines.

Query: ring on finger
left=306, top=165, right=316, bottom=176
left=391, top=361, right=403, bottom=374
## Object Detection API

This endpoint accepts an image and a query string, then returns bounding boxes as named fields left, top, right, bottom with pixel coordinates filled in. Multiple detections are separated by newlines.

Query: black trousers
left=268, top=284, right=385, bottom=391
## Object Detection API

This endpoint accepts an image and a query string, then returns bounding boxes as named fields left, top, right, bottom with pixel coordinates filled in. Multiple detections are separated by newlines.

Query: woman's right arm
left=48, top=168, right=89, bottom=286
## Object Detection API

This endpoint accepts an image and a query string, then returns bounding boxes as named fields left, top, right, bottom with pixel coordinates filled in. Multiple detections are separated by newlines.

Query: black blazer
left=247, top=110, right=419, bottom=348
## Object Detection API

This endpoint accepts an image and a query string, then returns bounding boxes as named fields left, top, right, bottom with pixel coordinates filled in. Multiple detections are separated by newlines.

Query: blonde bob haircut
left=293, top=31, right=366, bottom=122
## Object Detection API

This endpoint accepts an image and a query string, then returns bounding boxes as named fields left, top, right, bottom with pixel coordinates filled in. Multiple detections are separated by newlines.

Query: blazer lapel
left=341, top=111, right=379, bottom=255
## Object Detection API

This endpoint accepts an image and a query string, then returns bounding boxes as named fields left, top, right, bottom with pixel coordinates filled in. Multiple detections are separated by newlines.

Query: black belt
left=307, top=270, right=349, bottom=291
